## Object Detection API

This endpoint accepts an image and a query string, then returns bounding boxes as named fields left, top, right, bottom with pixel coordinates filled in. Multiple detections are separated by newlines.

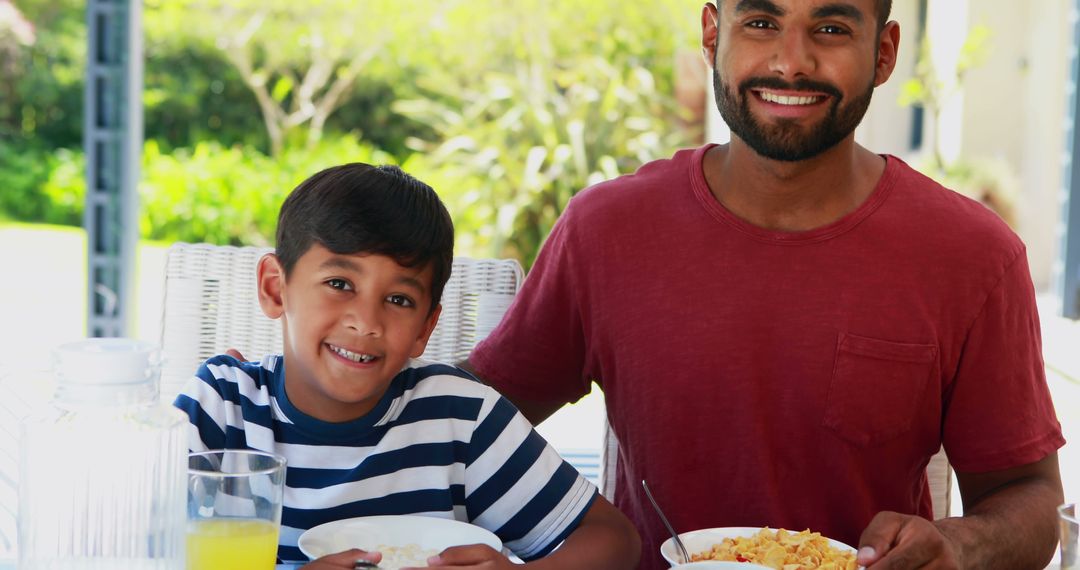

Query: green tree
left=1, top=0, right=84, bottom=148
left=397, top=0, right=700, bottom=266
left=145, top=0, right=443, bottom=156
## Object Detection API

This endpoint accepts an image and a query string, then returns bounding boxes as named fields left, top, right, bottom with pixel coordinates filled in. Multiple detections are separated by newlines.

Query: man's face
left=706, top=0, right=895, bottom=162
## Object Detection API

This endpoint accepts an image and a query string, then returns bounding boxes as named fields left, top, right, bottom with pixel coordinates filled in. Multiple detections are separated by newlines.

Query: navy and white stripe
left=174, top=354, right=597, bottom=563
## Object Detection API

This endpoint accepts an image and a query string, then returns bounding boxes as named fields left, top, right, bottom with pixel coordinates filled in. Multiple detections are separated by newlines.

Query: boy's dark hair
left=275, top=163, right=454, bottom=314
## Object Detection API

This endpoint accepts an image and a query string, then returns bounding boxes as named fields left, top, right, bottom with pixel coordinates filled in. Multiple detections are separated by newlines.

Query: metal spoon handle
left=642, top=479, right=691, bottom=564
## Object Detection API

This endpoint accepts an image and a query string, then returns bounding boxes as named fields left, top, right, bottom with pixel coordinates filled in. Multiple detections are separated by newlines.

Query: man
left=463, top=1, right=1065, bottom=568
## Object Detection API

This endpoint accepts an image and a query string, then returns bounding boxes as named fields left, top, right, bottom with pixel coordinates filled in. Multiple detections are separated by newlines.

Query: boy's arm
left=431, top=496, right=640, bottom=570
left=172, top=358, right=236, bottom=451
left=526, top=495, right=640, bottom=570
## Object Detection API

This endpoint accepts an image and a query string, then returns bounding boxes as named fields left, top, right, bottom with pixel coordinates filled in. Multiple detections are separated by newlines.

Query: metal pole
left=1059, top=3, right=1080, bottom=319
left=84, top=0, right=143, bottom=337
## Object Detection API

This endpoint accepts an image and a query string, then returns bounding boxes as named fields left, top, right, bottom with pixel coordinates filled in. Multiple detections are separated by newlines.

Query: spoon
left=641, top=479, right=691, bottom=564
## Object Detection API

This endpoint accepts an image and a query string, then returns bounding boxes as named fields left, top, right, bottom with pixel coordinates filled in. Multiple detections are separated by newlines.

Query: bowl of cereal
left=669, top=563, right=772, bottom=570
left=660, top=527, right=857, bottom=570
left=298, top=515, right=503, bottom=569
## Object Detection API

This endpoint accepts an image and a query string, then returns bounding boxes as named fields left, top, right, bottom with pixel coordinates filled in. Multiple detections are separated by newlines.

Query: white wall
left=962, top=0, right=1072, bottom=290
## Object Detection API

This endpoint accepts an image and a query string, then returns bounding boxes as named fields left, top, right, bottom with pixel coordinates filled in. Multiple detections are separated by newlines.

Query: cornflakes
left=690, top=527, right=857, bottom=570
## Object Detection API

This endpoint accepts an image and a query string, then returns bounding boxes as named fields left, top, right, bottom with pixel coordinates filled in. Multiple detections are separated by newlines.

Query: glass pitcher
left=17, top=338, right=188, bottom=569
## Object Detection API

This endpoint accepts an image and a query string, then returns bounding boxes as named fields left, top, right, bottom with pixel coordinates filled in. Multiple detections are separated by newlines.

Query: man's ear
left=874, top=21, right=901, bottom=86
left=410, top=303, right=442, bottom=358
left=701, top=2, right=719, bottom=70
left=257, top=253, right=286, bottom=320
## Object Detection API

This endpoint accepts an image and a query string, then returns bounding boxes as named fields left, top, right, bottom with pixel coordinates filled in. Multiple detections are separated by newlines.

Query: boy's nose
left=342, top=303, right=384, bottom=337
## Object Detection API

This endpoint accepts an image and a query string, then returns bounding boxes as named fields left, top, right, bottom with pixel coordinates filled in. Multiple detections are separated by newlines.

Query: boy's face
left=257, top=244, right=441, bottom=422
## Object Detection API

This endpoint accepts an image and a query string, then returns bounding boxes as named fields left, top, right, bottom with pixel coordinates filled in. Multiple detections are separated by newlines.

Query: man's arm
left=858, top=452, right=1063, bottom=569
left=459, top=358, right=567, bottom=425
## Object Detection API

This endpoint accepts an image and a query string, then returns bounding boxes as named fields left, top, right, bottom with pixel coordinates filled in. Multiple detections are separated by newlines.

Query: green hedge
left=8, top=136, right=396, bottom=246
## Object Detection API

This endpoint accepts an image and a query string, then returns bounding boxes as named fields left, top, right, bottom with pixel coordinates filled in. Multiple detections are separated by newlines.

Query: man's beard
left=713, top=71, right=875, bottom=162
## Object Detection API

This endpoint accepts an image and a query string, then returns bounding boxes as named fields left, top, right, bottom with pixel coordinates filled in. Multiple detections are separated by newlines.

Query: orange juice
left=187, top=518, right=279, bottom=570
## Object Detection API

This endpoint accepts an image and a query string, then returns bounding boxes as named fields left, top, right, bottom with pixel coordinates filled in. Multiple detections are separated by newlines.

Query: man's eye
left=387, top=294, right=415, bottom=308
left=818, top=25, right=849, bottom=35
left=746, top=19, right=775, bottom=30
left=326, top=279, right=352, bottom=291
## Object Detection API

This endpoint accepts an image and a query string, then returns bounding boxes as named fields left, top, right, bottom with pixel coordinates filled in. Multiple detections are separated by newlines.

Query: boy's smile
left=258, top=244, right=441, bottom=423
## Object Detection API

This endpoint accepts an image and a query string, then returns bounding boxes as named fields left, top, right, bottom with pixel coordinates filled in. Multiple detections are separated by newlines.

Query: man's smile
left=754, top=89, right=827, bottom=106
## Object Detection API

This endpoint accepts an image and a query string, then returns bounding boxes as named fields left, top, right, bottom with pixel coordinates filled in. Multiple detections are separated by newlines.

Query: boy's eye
left=326, top=278, right=353, bottom=291
left=386, top=294, right=415, bottom=308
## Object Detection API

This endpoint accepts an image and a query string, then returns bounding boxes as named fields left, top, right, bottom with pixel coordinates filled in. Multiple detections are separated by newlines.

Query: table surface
left=0, top=564, right=302, bottom=569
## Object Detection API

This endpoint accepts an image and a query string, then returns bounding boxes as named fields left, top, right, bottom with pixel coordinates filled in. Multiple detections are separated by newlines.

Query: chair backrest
left=159, top=242, right=523, bottom=399
left=599, top=424, right=954, bottom=520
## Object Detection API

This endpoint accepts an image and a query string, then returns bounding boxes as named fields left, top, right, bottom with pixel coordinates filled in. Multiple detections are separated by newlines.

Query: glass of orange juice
left=187, top=450, right=287, bottom=570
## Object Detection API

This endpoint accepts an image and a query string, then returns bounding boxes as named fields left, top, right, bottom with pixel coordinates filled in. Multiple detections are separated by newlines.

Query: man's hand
left=857, top=511, right=961, bottom=569
left=225, top=348, right=246, bottom=360
left=859, top=453, right=1062, bottom=569
left=300, top=548, right=381, bottom=569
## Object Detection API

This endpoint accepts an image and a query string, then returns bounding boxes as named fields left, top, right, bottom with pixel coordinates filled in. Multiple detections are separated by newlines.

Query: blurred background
left=1, top=0, right=1080, bottom=553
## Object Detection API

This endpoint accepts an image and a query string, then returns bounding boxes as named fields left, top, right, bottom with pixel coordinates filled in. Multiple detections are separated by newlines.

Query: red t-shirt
left=470, top=145, right=1064, bottom=570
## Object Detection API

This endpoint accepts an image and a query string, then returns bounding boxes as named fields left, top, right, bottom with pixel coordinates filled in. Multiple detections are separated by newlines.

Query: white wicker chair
left=158, top=243, right=524, bottom=400
left=599, top=423, right=954, bottom=520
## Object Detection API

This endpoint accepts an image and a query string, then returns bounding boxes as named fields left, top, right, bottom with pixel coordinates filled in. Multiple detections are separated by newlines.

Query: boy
left=173, top=163, right=640, bottom=569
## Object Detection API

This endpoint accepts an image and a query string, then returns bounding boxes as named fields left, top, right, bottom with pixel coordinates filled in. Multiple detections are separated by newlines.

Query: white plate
left=668, top=562, right=773, bottom=570
left=298, top=515, right=502, bottom=560
left=661, top=526, right=856, bottom=567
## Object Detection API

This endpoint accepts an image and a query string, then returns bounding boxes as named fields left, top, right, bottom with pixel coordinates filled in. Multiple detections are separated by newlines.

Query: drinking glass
left=187, top=450, right=286, bottom=570
left=1060, top=503, right=1079, bottom=570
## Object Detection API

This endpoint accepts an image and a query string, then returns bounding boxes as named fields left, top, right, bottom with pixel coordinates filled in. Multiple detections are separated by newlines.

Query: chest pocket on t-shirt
left=822, top=332, right=938, bottom=447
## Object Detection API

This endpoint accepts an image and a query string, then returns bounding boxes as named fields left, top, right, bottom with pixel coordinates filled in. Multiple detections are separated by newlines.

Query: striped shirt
left=174, top=354, right=597, bottom=563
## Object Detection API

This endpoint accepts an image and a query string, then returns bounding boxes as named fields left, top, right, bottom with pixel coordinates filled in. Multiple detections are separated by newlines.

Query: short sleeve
left=463, top=394, right=597, bottom=560
left=470, top=209, right=593, bottom=405
left=942, top=249, right=1065, bottom=471
left=172, top=355, right=250, bottom=452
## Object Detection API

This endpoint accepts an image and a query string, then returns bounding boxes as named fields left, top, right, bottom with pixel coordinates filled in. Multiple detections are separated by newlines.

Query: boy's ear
left=409, top=303, right=442, bottom=358
left=257, top=253, right=286, bottom=319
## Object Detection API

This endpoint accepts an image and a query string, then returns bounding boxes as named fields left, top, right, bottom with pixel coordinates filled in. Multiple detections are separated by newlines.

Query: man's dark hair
left=875, top=0, right=892, bottom=31
left=275, top=163, right=454, bottom=314
left=716, top=1, right=893, bottom=31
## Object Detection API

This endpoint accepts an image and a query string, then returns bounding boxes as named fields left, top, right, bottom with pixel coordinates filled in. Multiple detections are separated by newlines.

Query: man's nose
left=768, top=31, right=816, bottom=79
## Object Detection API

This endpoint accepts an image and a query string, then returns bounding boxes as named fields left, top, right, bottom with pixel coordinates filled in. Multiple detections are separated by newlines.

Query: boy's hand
left=299, top=548, right=381, bottom=569
left=413, top=544, right=517, bottom=569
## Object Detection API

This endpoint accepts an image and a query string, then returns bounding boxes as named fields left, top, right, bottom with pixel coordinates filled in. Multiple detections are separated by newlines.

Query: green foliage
left=9, top=136, right=395, bottom=245
left=143, top=0, right=441, bottom=155
left=6, top=0, right=702, bottom=268
left=0, top=0, right=85, bottom=147
left=143, top=45, right=269, bottom=151
left=0, top=142, right=78, bottom=224
left=138, top=137, right=394, bottom=245
left=396, top=0, right=699, bottom=267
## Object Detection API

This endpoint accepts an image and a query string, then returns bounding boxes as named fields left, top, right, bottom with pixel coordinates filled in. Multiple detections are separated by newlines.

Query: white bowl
left=298, top=514, right=502, bottom=560
left=669, top=562, right=772, bottom=570
left=660, top=526, right=856, bottom=566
